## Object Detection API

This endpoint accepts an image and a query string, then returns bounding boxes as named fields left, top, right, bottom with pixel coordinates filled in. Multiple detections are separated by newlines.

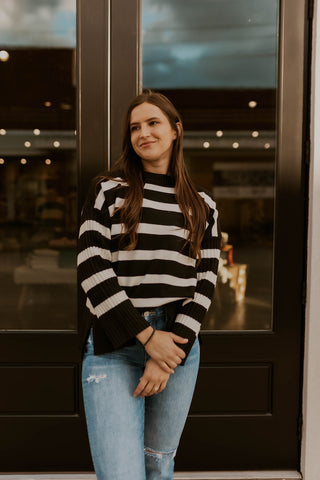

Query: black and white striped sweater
left=77, top=171, right=220, bottom=360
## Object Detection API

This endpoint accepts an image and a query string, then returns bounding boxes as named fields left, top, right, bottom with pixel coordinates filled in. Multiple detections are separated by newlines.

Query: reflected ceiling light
left=216, top=130, right=223, bottom=137
left=0, top=158, right=5, bottom=164
left=251, top=131, right=259, bottom=138
left=264, top=143, right=271, bottom=149
left=0, top=50, right=9, bottom=62
left=0, top=129, right=7, bottom=135
left=232, top=142, right=240, bottom=149
left=53, top=140, right=60, bottom=148
left=33, top=129, right=41, bottom=136
left=24, top=141, right=31, bottom=148
left=44, top=101, right=52, bottom=107
left=203, top=141, right=210, bottom=149
left=45, top=158, right=52, bottom=165
left=248, top=101, right=258, bottom=108
left=20, top=158, right=27, bottom=164
left=60, top=102, right=72, bottom=110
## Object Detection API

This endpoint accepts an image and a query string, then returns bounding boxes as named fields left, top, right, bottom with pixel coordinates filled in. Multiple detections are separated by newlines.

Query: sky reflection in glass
left=142, top=0, right=278, bottom=88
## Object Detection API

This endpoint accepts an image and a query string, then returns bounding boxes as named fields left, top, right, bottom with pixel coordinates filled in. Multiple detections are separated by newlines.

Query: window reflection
left=0, top=0, right=77, bottom=330
left=142, top=0, right=278, bottom=331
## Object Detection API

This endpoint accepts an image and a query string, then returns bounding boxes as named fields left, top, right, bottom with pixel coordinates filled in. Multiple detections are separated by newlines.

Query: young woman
left=78, top=90, right=220, bottom=480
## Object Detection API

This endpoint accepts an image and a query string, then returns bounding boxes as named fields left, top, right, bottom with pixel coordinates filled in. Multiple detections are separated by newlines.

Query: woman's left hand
left=133, top=358, right=171, bottom=398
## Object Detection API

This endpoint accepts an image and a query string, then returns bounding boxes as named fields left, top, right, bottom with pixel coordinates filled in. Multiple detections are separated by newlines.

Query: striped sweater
left=77, top=171, right=220, bottom=360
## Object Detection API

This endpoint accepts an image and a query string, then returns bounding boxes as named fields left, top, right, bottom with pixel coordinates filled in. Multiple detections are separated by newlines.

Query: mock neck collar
left=142, top=170, right=175, bottom=187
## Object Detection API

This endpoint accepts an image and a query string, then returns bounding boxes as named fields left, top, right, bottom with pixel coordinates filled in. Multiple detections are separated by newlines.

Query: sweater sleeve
left=171, top=196, right=220, bottom=362
left=77, top=181, right=149, bottom=349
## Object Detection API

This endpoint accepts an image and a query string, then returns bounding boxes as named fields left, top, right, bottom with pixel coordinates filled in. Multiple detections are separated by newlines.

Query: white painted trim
left=301, top=0, right=320, bottom=479
left=0, top=472, right=301, bottom=480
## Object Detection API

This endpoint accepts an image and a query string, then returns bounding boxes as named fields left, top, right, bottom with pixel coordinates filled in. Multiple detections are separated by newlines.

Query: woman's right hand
left=145, top=330, right=188, bottom=373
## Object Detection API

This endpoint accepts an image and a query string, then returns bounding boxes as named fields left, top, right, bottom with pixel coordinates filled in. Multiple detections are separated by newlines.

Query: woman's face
left=130, top=102, right=177, bottom=174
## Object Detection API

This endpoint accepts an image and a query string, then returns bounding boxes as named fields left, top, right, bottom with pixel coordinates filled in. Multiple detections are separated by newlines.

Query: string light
left=44, top=101, right=52, bottom=107
left=33, top=129, right=41, bottom=136
left=203, top=141, right=210, bottom=149
left=216, top=130, right=223, bottom=137
left=0, top=129, right=7, bottom=135
left=45, top=158, right=52, bottom=165
left=0, top=50, right=9, bottom=62
left=24, top=141, right=31, bottom=148
left=0, top=158, right=5, bottom=164
left=251, top=131, right=259, bottom=138
left=20, top=158, right=27, bottom=165
left=232, top=142, right=240, bottom=149
left=53, top=141, right=60, bottom=148
left=248, top=100, right=258, bottom=108
left=264, top=143, right=271, bottom=149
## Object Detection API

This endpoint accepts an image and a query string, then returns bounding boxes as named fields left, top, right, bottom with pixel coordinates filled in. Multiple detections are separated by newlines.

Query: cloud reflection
left=0, top=0, right=76, bottom=47
left=142, top=0, right=278, bottom=88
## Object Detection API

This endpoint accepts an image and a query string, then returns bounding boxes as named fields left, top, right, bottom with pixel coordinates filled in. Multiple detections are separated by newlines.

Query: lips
left=140, top=141, right=155, bottom=148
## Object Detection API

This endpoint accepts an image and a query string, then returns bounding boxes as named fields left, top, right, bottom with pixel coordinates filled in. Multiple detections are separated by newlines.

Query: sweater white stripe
left=131, top=297, right=183, bottom=308
left=183, top=292, right=212, bottom=310
left=199, top=191, right=216, bottom=210
left=144, top=183, right=175, bottom=194
left=95, top=291, right=128, bottom=317
left=143, top=198, right=182, bottom=213
left=118, top=273, right=197, bottom=288
left=108, top=197, right=125, bottom=217
left=81, top=268, right=116, bottom=292
left=175, top=314, right=201, bottom=335
left=201, top=248, right=220, bottom=259
left=197, top=270, right=217, bottom=284
left=212, top=207, right=219, bottom=236
left=94, top=180, right=127, bottom=210
left=77, top=246, right=111, bottom=266
left=79, top=220, right=111, bottom=239
left=94, top=189, right=105, bottom=210
left=111, top=249, right=195, bottom=267
left=111, top=222, right=188, bottom=239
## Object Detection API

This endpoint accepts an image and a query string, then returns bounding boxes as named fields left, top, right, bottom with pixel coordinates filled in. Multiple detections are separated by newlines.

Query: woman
left=78, top=90, right=220, bottom=480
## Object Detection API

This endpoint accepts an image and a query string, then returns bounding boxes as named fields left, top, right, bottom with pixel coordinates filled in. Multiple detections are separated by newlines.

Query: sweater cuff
left=99, top=300, right=150, bottom=349
left=171, top=321, right=197, bottom=365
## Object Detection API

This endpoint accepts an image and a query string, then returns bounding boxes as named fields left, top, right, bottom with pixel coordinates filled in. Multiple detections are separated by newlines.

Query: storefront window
left=142, top=0, right=278, bottom=331
left=0, top=0, right=77, bottom=330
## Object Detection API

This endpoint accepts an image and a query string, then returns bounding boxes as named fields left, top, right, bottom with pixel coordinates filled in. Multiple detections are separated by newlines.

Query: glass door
left=0, top=0, right=110, bottom=470
left=139, top=0, right=307, bottom=470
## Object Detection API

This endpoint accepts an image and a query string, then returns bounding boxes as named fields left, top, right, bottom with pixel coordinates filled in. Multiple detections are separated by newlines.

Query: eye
left=130, top=125, right=139, bottom=132
left=149, top=120, right=159, bottom=126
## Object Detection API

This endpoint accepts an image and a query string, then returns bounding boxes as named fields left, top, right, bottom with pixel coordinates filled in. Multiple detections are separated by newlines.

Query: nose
left=139, top=124, right=150, bottom=138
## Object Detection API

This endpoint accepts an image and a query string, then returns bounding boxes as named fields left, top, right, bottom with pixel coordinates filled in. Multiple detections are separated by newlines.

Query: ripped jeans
left=81, top=306, right=200, bottom=480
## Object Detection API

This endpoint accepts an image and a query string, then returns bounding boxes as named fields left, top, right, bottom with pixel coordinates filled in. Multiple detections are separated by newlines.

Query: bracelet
left=142, top=327, right=156, bottom=347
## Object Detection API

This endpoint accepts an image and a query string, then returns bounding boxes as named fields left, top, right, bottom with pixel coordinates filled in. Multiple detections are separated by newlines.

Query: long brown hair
left=106, top=90, right=209, bottom=259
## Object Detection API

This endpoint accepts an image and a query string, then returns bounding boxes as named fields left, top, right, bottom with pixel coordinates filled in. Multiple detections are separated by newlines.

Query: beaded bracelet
left=142, top=327, right=156, bottom=347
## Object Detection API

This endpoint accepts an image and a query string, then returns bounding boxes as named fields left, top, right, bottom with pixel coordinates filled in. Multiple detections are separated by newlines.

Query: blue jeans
left=82, top=306, right=200, bottom=480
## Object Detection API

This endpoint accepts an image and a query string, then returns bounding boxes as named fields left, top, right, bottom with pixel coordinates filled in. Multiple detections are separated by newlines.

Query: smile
left=140, top=141, right=155, bottom=148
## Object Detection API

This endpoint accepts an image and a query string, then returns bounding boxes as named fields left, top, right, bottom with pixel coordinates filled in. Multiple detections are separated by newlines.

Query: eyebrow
left=130, top=116, right=161, bottom=126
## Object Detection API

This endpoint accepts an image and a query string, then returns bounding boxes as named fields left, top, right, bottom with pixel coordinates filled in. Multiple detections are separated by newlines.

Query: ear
left=174, top=122, right=182, bottom=139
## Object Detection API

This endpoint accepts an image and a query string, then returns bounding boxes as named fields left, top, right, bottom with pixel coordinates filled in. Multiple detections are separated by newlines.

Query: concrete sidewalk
left=0, top=472, right=302, bottom=480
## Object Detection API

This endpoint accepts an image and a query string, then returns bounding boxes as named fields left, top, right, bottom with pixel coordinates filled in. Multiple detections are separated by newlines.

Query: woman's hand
left=133, top=358, right=171, bottom=397
left=145, top=330, right=188, bottom=373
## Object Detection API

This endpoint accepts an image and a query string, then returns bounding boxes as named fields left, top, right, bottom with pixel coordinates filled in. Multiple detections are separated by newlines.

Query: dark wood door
left=116, top=0, right=307, bottom=471
left=0, top=0, right=308, bottom=471
left=0, top=0, right=109, bottom=470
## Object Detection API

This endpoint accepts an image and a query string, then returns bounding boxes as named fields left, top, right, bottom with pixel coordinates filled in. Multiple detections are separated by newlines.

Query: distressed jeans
left=81, top=306, right=200, bottom=480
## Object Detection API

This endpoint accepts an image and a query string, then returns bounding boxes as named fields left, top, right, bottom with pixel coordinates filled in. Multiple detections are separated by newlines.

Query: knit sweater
left=77, top=171, right=220, bottom=360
